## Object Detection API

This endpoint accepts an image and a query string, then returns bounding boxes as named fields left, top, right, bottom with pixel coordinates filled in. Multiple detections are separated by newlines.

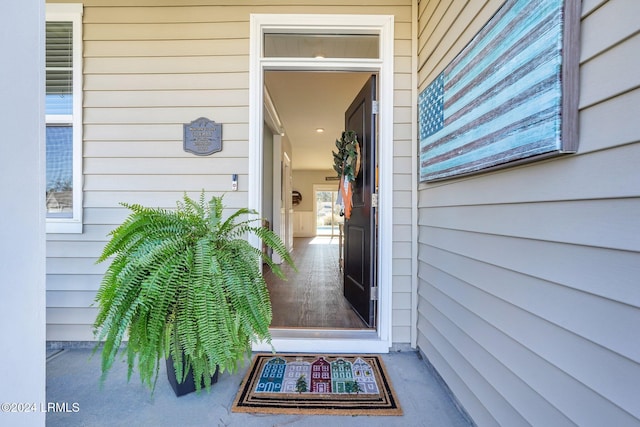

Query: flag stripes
left=419, top=0, right=566, bottom=181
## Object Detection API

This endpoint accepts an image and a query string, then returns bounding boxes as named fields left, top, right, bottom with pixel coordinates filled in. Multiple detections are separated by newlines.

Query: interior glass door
left=315, top=189, right=342, bottom=236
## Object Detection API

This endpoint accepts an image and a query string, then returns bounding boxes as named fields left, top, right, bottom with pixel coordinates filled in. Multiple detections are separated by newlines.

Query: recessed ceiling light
left=316, top=128, right=324, bottom=133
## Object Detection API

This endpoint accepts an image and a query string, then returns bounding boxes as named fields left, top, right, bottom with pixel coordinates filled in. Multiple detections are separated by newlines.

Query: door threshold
left=252, top=328, right=390, bottom=353
left=270, top=328, right=377, bottom=339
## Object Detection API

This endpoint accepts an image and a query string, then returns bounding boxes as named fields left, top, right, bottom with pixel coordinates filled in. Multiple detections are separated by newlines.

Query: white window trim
left=249, top=14, right=394, bottom=353
left=46, top=4, right=83, bottom=234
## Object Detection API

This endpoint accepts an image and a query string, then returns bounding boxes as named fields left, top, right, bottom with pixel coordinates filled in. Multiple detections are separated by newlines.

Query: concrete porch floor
left=46, top=348, right=473, bottom=427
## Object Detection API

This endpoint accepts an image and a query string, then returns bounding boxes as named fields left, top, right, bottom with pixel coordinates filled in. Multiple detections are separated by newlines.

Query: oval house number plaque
left=183, top=117, right=222, bottom=156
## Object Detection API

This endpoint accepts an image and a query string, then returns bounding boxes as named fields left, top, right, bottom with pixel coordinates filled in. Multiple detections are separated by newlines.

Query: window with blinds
left=46, top=21, right=73, bottom=218
left=46, top=21, right=73, bottom=116
left=46, top=4, right=82, bottom=233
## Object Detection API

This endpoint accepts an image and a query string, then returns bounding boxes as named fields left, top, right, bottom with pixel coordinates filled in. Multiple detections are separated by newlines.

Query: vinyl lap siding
left=46, top=2, right=252, bottom=341
left=416, top=1, right=640, bottom=426
left=391, top=4, right=414, bottom=344
left=46, top=1, right=414, bottom=344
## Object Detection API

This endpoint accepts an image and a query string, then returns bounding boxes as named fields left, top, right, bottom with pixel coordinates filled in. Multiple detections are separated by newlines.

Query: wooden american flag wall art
left=418, top=0, right=581, bottom=182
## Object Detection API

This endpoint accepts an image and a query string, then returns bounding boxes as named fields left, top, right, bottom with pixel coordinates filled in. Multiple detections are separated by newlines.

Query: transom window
left=264, top=33, right=379, bottom=59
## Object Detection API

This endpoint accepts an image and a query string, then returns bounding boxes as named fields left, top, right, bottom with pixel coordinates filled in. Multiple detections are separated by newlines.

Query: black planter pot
left=165, top=355, right=219, bottom=397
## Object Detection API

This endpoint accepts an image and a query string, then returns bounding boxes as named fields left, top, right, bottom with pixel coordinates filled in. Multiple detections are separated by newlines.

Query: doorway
left=314, top=185, right=341, bottom=237
left=264, top=71, right=372, bottom=330
left=249, top=13, right=394, bottom=353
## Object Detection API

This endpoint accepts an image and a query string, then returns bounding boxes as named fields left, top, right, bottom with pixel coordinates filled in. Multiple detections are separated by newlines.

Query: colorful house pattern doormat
left=232, top=354, right=402, bottom=416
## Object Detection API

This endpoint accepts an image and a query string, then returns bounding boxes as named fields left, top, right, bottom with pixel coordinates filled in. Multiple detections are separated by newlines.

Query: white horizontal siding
left=85, top=56, right=249, bottom=74
left=417, top=1, right=498, bottom=88
left=580, top=0, right=640, bottom=62
left=47, top=274, right=103, bottom=291
left=579, top=33, right=640, bottom=108
left=82, top=4, right=413, bottom=23
left=48, top=307, right=97, bottom=324
left=47, top=258, right=105, bottom=276
left=47, top=241, right=105, bottom=258
left=85, top=23, right=248, bottom=41
left=419, top=259, right=640, bottom=425
left=46, top=0, right=415, bottom=346
left=84, top=124, right=247, bottom=141
left=47, top=291, right=96, bottom=308
left=83, top=175, right=249, bottom=192
left=418, top=279, right=639, bottom=426
left=83, top=191, right=248, bottom=208
left=421, top=143, right=640, bottom=205
left=416, top=0, right=640, bottom=426
left=579, top=89, right=640, bottom=151
left=393, top=7, right=415, bottom=340
left=418, top=314, right=498, bottom=426
left=84, top=140, right=248, bottom=157
left=421, top=198, right=640, bottom=251
left=417, top=292, right=572, bottom=427
left=81, top=204, right=253, bottom=229
left=85, top=90, right=249, bottom=107
left=419, top=237, right=640, bottom=363
left=84, top=107, right=250, bottom=125
left=85, top=39, right=250, bottom=57
left=84, top=72, right=249, bottom=91
left=84, top=157, right=250, bottom=175
left=46, top=225, right=114, bottom=242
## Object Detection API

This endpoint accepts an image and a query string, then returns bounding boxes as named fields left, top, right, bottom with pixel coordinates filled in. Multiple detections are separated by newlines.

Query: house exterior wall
left=45, top=0, right=414, bottom=343
left=416, top=1, right=640, bottom=426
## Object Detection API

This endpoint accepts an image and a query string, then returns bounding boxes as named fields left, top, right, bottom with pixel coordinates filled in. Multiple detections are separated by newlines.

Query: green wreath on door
left=332, top=130, right=360, bottom=183
left=332, top=130, right=360, bottom=219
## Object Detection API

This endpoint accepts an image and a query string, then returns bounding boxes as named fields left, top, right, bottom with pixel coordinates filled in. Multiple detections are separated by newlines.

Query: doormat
left=232, top=354, right=402, bottom=416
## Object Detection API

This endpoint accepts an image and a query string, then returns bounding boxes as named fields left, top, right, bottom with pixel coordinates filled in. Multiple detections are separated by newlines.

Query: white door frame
left=249, top=13, right=394, bottom=353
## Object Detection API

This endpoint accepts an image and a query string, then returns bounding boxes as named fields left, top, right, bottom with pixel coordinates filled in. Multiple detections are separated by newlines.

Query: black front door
left=343, top=75, right=377, bottom=327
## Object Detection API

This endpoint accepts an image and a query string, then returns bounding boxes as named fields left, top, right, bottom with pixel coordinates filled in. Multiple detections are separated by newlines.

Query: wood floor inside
left=265, top=237, right=369, bottom=329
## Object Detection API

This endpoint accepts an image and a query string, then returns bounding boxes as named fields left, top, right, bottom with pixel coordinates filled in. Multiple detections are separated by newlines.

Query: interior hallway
left=266, top=237, right=368, bottom=329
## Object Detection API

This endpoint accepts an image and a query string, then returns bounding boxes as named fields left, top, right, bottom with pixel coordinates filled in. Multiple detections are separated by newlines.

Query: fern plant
left=93, top=193, right=294, bottom=394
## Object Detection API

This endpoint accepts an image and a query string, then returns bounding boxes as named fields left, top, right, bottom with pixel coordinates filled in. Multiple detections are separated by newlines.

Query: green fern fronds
left=93, top=193, right=295, bottom=394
